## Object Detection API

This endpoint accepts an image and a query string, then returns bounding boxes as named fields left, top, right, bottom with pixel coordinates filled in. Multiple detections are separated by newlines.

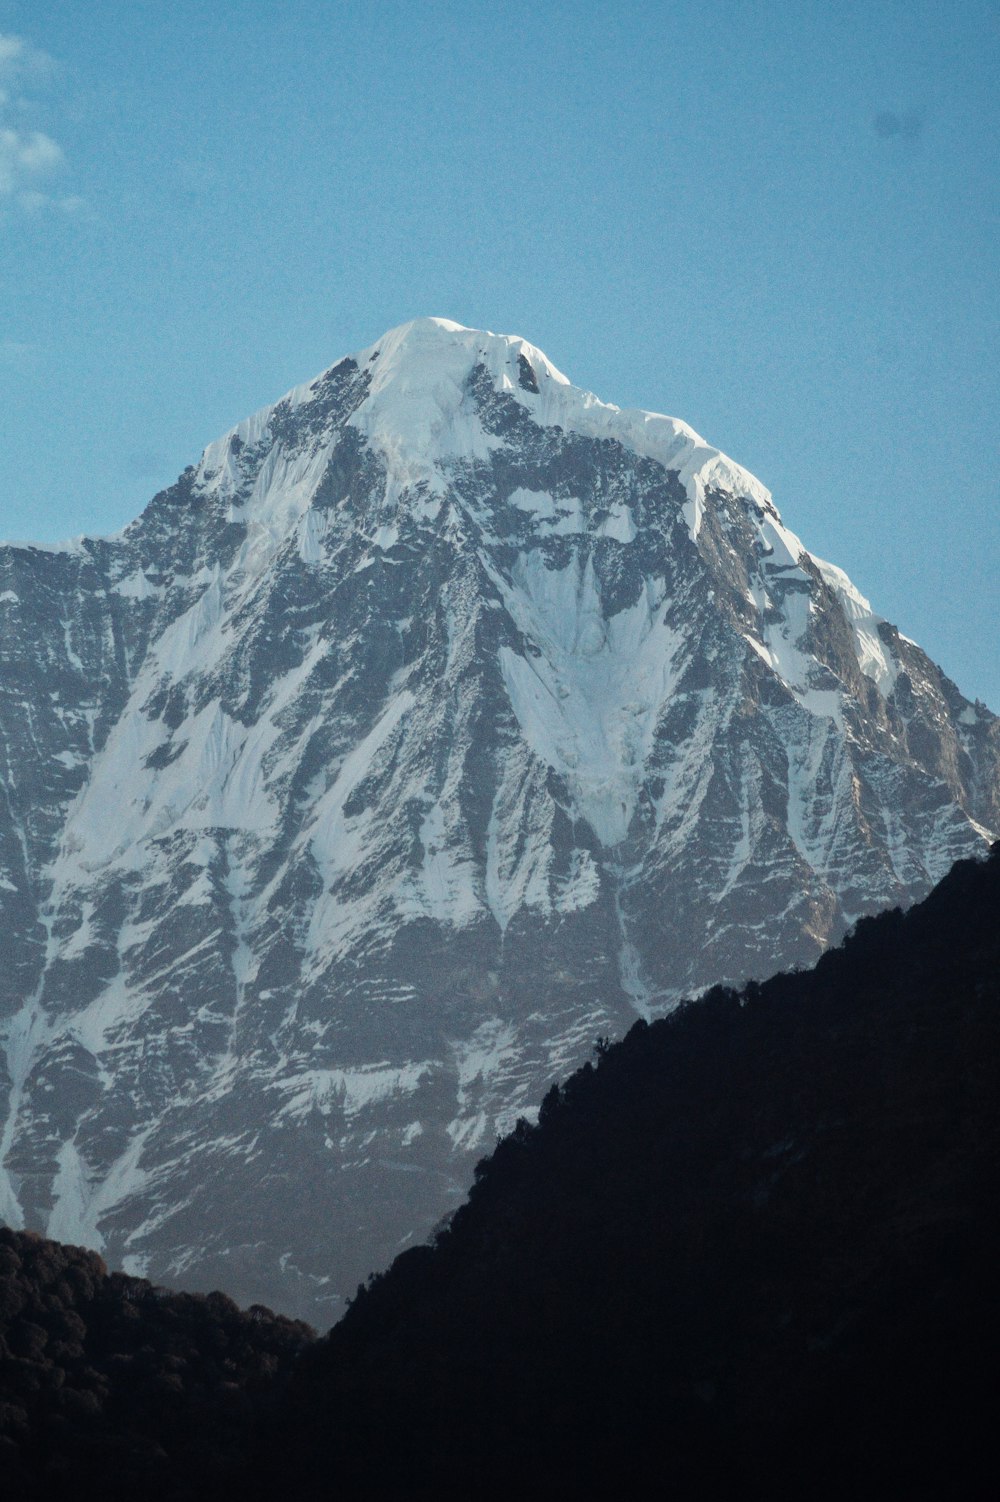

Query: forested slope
left=2, top=844, right=998, bottom=1499
left=0, top=1231, right=310, bottom=1500
left=264, top=843, right=1000, bottom=1499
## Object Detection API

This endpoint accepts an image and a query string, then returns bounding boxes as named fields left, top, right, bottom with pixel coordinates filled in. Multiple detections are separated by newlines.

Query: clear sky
left=1, top=0, right=997, bottom=708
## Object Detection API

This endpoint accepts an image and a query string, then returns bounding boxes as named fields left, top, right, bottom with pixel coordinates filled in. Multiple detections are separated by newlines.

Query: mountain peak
left=1, top=317, right=997, bottom=1323
left=356, top=316, right=571, bottom=386
left=191, top=317, right=776, bottom=551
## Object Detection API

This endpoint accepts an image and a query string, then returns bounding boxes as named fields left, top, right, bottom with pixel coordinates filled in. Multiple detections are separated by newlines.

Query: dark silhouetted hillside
left=260, top=844, right=1000, bottom=1499
left=0, top=1230, right=311, bottom=1500
left=3, top=846, right=998, bottom=1499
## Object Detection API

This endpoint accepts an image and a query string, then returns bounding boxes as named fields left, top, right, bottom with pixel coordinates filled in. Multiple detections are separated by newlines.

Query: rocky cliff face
left=1, top=318, right=997, bottom=1320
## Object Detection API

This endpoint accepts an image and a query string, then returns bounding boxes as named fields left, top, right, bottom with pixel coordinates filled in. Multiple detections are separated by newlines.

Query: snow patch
left=810, top=553, right=899, bottom=696
left=497, top=553, right=683, bottom=845
left=416, top=799, right=482, bottom=928
left=46, top=1127, right=154, bottom=1251
left=280, top=1062, right=432, bottom=1120
left=114, top=571, right=161, bottom=601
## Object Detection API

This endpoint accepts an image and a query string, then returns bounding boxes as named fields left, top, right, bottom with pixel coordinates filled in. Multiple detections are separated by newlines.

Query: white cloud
left=0, top=33, right=73, bottom=210
left=0, top=126, right=63, bottom=195
left=0, top=33, right=57, bottom=82
left=12, top=186, right=87, bottom=218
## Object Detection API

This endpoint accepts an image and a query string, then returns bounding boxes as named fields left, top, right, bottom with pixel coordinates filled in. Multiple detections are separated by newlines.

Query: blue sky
left=1, top=0, right=997, bottom=707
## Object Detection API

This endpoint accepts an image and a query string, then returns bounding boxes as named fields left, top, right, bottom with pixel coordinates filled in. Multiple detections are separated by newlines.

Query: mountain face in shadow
left=263, top=842, right=1000, bottom=1499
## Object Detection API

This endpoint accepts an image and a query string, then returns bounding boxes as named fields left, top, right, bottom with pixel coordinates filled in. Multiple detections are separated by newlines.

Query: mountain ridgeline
left=2, top=845, right=998, bottom=1498
left=1, top=318, right=997, bottom=1318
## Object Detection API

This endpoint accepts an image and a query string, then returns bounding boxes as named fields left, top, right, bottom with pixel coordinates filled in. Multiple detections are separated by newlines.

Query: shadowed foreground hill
left=261, top=844, right=1000, bottom=1499
left=0, top=1232, right=311, bottom=1499
left=2, top=846, right=998, bottom=1498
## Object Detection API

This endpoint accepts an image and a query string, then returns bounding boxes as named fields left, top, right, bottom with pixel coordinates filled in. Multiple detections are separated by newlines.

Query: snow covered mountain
left=1, top=317, right=997, bottom=1321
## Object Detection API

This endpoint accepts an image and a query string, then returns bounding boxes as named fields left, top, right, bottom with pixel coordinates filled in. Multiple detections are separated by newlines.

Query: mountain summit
left=1, top=319, right=997, bottom=1318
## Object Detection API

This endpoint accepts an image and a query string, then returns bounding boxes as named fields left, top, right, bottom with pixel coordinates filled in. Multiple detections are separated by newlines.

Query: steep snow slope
left=1, top=318, right=997, bottom=1319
